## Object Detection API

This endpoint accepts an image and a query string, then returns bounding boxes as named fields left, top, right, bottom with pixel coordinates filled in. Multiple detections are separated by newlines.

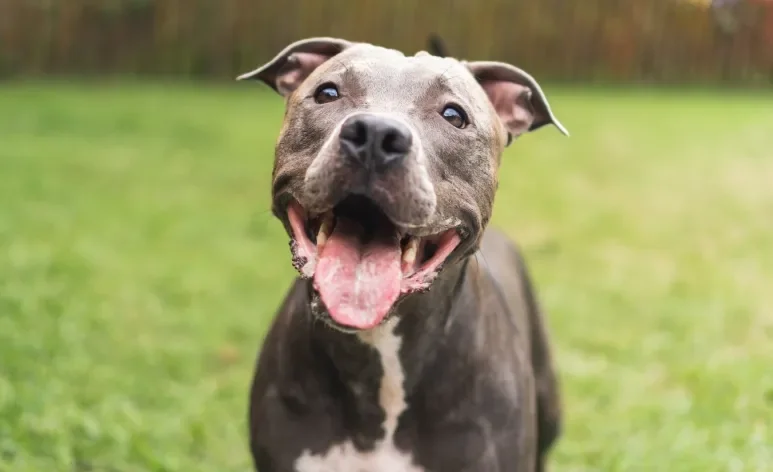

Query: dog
left=237, top=36, right=569, bottom=472
left=426, top=33, right=449, bottom=58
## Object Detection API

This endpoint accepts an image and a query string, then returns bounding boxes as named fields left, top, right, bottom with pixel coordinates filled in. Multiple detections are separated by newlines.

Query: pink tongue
left=313, top=218, right=402, bottom=329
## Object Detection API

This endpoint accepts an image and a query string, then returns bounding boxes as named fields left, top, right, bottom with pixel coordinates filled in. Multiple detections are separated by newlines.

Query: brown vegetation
left=1, top=0, right=771, bottom=84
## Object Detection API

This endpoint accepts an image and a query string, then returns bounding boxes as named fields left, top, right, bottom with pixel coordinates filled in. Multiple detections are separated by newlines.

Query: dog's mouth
left=285, top=195, right=462, bottom=330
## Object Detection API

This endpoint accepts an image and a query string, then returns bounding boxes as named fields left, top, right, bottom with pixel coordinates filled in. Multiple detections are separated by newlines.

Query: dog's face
left=239, top=38, right=567, bottom=331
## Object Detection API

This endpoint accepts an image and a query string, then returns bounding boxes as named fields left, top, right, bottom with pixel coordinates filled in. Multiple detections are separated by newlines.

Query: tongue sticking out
left=313, top=217, right=402, bottom=329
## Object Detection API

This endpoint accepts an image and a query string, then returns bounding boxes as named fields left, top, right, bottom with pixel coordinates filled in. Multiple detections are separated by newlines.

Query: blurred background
left=1, top=1, right=772, bottom=471
left=3, top=0, right=773, bottom=83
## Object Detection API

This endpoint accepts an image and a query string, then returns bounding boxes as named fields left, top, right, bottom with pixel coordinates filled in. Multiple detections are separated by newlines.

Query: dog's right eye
left=314, top=84, right=340, bottom=104
left=441, top=105, right=468, bottom=129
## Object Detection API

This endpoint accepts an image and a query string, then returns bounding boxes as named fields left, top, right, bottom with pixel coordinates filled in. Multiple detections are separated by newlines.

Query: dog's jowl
left=239, top=37, right=568, bottom=472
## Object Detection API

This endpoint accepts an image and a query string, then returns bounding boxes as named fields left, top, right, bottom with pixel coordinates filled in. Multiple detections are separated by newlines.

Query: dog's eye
left=441, top=105, right=468, bottom=129
left=314, top=84, right=340, bottom=104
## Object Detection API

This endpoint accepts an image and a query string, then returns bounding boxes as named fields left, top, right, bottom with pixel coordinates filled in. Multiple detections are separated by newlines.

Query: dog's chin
left=283, top=194, right=463, bottom=331
left=309, top=290, right=395, bottom=334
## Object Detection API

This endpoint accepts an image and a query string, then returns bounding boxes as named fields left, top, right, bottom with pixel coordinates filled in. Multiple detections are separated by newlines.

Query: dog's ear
left=427, top=34, right=449, bottom=58
left=237, top=37, right=353, bottom=97
left=466, top=61, right=569, bottom=142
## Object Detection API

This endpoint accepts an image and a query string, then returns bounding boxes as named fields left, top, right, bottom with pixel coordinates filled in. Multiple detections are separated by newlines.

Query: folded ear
left=427, top=33, right=449, bottom=58
left=466, top=61, right=569, bottom=141
left=237, top=37, right=353, bottom=97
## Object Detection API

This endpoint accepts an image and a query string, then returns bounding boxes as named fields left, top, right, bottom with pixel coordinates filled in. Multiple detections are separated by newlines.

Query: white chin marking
left=294, top=318, right=424, bottom=472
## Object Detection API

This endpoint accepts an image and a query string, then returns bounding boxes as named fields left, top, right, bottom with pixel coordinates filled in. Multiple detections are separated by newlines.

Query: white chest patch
left=294, top=318, right=424, bottom=472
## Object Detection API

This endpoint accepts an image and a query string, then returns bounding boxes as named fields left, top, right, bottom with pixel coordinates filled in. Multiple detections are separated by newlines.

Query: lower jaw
left=287, top=200, right=463, bottom=330
left=305, top=259, right=470, bottom=334
left=308, top=289, right=395, bottom=333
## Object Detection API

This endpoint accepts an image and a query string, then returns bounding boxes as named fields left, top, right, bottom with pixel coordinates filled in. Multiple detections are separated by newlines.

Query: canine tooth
left=317, top=213, right=334, bottom=248
left=402, top=237, right=419, bottom=265
left=317, top=229, right=328, bottom=248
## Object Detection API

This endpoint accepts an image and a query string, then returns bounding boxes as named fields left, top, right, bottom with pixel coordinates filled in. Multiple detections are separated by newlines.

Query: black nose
left=339, top=114, right=413, bottom=171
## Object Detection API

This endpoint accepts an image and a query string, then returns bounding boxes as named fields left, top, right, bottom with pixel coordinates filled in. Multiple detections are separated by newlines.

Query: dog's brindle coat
left=239, top=37, right=568, bottom=471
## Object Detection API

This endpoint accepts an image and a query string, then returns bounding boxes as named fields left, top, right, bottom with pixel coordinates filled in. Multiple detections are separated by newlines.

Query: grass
left=0, top=81, right=771, bottom=472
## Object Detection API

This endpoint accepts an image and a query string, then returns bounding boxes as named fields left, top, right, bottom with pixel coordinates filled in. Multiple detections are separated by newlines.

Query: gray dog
left=238, top=36, right=568, bottom=472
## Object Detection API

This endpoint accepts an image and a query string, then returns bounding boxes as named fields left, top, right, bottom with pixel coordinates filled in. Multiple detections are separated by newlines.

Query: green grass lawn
left=1, top=81, right=771, bottom=471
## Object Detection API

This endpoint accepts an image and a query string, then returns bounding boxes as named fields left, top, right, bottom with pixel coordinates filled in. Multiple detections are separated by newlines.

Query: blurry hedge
left=1, top=0, right=772, bottom=84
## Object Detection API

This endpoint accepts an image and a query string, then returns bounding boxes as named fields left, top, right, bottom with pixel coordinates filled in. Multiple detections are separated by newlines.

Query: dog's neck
left=307, top=258, right=474, bottom=396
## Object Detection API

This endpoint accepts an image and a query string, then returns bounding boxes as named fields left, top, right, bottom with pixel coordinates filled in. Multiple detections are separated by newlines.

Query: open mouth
left=286, top=195, right=462, bottom=330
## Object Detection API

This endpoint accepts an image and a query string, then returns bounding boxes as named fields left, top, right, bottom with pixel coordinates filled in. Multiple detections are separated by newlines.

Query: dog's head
left=239, top=37, right=567, bottom=331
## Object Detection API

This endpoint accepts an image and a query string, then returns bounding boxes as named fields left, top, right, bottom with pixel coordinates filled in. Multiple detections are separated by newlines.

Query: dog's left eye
left=441, top=105, right=468, bottom=129
left=314, top=84, right=340, bottom=104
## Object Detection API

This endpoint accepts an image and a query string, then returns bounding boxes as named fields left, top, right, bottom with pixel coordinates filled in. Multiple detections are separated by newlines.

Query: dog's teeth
left=317, top=213, right=334, bottom=249
left=317, top=229, right=328, bottom=248
left=402, top=237, right=419, bottom=265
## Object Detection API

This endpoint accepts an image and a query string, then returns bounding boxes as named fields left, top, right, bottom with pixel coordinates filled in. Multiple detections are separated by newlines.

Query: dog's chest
left=294, top=319, right=424, bottom=472
left=294, top=440, right=423, bottom=472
